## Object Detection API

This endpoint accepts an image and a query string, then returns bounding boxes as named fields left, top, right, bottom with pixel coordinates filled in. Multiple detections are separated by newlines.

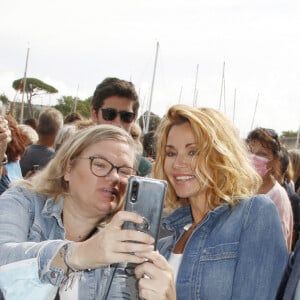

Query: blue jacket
left=158, top=195, right=289, bottom=300
left=0, top=185, right=129, bottom=299
left=276, top=239, right=300, bottom=299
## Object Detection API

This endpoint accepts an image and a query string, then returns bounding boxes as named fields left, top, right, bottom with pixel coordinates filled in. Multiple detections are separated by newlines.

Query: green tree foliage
left=12, top=77, right=58, bottom=118
left=54, top=95, right=92, bottom=119
left=281, top=131, right=298, bottom=138
left=138, top=111, right=161, bottom=133
left=0, top=93, right=9, bottom=105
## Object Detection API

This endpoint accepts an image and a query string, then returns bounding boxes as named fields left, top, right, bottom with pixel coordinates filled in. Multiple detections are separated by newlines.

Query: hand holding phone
left=123, top=176, right=167, bottom=250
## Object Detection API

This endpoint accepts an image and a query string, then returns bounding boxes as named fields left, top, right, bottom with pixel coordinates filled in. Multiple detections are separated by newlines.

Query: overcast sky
left=1, top=0, right=300, bottom=137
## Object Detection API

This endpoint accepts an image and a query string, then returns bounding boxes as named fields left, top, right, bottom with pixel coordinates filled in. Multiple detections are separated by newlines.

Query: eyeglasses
left=78, top=156, right=137, bottom=178
left=101, top=108, right=136, bottom=123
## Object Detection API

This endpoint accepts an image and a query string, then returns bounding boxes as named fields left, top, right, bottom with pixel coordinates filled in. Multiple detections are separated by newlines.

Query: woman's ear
left=64, top=161, right=72, bottom=182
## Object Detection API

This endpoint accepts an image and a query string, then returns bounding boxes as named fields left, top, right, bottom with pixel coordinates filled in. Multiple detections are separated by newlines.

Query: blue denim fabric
left=276, top=239, right=300, bottom=299
left=0, top=185, right=130, bottom=299
left=158, top=195, right=289, bottom=300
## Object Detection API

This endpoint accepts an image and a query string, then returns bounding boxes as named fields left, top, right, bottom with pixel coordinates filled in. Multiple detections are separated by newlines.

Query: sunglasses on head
left=101, top=108, right=136, bottom=123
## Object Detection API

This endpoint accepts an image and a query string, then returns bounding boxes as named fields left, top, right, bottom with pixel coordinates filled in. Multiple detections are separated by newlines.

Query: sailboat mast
left=250, top=93, right=259, bottom=130
left=219, top=62, right=225, bottom=110
left=74, top=84, right=79, bottom=112
left=20, top=47, right=30, bottom=124
left=145, top=41, right=159, bottom=133
left=296, top=125, right=300, bottom=148
left=233, top=88, right=236, bottom=124
left=193, top=64, right=199, bottom=107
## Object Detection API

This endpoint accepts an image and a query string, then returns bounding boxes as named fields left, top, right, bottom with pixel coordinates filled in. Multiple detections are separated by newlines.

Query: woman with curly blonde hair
left=137, top=104, right=289, bottom=300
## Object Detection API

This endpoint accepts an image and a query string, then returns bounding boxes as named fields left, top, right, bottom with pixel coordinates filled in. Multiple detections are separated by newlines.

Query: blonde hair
left=17, top=124, right=38, bottom=145
left=18, top=125, right=137, bottom=204
left=154, top=104, right=262, bottom=210
left=130, top=122, right=143, bottom=155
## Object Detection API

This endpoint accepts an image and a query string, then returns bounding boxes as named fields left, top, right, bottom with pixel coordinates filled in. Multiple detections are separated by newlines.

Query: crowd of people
left=0, top=77, right=300, bottom=299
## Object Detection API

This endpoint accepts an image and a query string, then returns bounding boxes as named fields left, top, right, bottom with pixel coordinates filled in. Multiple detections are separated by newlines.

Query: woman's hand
left=135, top=251, right=176, bottom=300
left=70, top=211, right=155, bottom=270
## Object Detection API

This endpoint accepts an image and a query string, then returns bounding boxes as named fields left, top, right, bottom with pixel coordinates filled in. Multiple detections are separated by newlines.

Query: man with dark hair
left=20, top=108, right=63, bottom=177
left=91, top=77, right=152, bottom=176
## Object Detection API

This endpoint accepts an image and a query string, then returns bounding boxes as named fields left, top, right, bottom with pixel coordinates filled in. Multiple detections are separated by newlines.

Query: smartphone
left=123, top=176, right=167, bottom=250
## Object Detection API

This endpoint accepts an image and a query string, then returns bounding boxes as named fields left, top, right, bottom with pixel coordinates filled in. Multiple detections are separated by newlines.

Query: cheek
left=164, top=158, right=172, bottom=173
left=119, top=180, right=129, bottom=197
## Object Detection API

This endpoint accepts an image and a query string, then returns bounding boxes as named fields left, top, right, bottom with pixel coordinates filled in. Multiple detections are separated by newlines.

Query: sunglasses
left=101, top=108, right=136, bottom=123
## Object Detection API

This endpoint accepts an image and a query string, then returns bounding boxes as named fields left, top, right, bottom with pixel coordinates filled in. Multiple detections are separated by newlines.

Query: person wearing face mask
left=246, top=127, right=293, bottom=252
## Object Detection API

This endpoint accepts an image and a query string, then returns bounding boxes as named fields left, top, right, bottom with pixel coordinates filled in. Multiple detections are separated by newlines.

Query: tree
left=281, top=131, right=298, bottom=138
left=54, top=95, right=92, bottom=119
left=0, top=93, right=9, bottom=105
left=12, top=77, right=58, bottom=118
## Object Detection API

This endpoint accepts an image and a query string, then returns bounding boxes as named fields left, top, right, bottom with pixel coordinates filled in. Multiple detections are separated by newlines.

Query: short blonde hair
left=154, top=105, right=262, bottom=210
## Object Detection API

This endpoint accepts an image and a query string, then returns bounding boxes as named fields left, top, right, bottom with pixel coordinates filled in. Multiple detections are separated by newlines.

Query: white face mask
left=248, top=154, right=270, bottom=177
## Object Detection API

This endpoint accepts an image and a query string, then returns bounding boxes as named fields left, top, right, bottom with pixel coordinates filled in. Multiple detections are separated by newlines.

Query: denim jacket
left=158, top=195, right=289, bottom=300
left=0, top=185, right=129, bottom=299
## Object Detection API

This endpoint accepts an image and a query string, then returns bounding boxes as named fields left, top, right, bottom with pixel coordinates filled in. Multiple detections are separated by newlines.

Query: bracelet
left=63, top=243, right=79, bottom=273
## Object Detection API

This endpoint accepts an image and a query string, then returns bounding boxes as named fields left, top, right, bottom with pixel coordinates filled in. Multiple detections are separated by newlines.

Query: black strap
left=102, top=264, right=118, bottom=300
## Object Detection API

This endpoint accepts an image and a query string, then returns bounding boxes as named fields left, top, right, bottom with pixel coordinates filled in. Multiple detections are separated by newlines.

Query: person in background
left=90, top=77, right=152, bottom=177
left=17, top=124, right=39, bottom=146
left=54, top=124, right=77, bottom=152
left=0, top=116, right=11, bottom=194
left=130, top=122, right=143, bottom=155
left=246, top=127, right=294, bottom=251
left=64, top=112, right=84, bottom=124
left=136, top=105, right=288, bottom=299
left=4, top=115, right=27, bottom=183
left=20, top=108, right=63, bottom=177
left=0, top=125, right=166, bottom=299
left=142, top=130, right=157, bottom=163
left=24, top=117, right=38, bottom=131
left=289, top=149, right=300, bottom=196
left=277, top=236, right=300, bottom=299
left=55, top=121, right=95, bottom=152
left=274, top=147, right=300, bottom=249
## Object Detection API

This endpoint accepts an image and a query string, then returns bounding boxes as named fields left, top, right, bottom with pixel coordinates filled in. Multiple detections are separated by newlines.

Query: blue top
left=6, top=161, right=23, bottom=182
left=158, top=195, right=289, bottom=300
left=0, top=185, right=130, bottom=299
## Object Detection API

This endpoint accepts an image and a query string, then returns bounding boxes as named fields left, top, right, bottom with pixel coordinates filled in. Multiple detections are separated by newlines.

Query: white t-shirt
left=168, top=253, right=183, bottom=284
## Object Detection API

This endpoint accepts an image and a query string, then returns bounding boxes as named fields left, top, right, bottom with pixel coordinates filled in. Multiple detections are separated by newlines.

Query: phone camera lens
left=130, top=181, right=139, bottom=203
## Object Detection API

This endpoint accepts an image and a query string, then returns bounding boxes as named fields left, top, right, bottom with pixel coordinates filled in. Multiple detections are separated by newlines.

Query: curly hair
left=5, top=115, right=27, bottom=162
left=153, top=105, right=262, bottom=211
